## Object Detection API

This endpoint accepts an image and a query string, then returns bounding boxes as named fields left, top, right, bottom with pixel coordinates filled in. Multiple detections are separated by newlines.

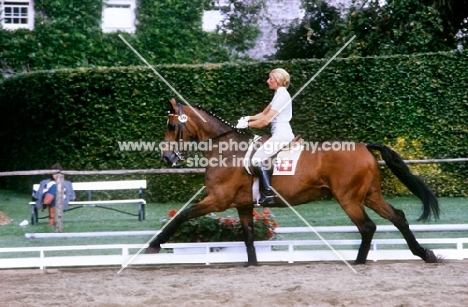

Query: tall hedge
left=0, top=51, right=467, bottom=201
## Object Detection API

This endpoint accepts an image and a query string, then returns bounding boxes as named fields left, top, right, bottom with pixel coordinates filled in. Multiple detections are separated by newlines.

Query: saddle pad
left=273, top=144, right=304, bottom=176
left=252, top=177, right=261, bottom=205
left=243, top=135, right=262, bottom=175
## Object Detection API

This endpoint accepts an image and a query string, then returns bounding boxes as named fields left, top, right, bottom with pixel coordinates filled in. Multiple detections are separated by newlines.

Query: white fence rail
left=2, top=225, right=468, bottom=270
left=1, top=239, right=468, bottom=270
left=22, top=224, right=468, bottom=239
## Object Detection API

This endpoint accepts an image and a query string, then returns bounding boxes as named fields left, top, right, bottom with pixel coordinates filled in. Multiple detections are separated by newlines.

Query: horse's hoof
left=145, top=247, right=161, bottom=254
left=425, top=249, right=438, bottom=263
left=243, top=262, right=259, bottom=268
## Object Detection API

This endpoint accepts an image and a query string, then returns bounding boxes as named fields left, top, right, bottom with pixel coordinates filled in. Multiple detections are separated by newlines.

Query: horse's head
left=160, top=98, right=196, bottom=166
left=161, top=98, right=242, bottom=167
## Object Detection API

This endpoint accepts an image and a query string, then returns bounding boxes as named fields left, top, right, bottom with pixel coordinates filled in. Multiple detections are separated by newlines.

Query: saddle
left=244, top=134, right=302, bottom=176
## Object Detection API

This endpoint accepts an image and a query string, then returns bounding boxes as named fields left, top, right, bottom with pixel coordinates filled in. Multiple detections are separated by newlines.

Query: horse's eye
left=168, top=123, right=176, bottom=131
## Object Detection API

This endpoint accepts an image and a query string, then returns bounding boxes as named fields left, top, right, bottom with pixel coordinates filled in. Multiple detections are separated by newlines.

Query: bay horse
left=146, top=99, right=440, bottom=265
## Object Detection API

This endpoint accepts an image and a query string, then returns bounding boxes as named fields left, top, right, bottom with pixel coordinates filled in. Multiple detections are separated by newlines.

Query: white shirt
left=269, top=87, right=293, bottom=137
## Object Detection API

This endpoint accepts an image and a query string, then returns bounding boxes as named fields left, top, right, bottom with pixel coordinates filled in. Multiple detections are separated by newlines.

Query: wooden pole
left=0, top=159, right=466, bottom=178
left=0, top=159, right=467, bottom=178
left=54, top=173, right=64, bottom=233
left=60, top=168, right=205, bottom=175
left=0, top=168, right=205, bottom=177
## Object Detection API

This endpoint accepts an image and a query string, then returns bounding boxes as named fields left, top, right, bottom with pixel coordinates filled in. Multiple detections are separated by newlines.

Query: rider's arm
left=247, top=105, right=278, bottom=128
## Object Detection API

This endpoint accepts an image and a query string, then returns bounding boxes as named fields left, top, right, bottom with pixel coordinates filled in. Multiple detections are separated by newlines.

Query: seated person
left=32, top=163, right=75, bottom=226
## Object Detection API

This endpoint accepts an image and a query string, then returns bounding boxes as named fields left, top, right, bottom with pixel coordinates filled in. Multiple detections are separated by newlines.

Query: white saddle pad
left=245, top=136, right=304, bottom=204
left=272, top=143, right=303, bottom=176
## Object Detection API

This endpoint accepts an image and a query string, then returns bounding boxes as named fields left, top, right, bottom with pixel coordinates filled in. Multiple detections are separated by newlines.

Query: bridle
left=165, top=102, right=195, bottom=164
left=164, top=102, right=234, bottom=166
left=175, top=102, right=192, bottom=140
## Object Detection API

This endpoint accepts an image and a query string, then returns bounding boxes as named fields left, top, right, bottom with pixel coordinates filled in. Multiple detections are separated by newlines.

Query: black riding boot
left=254, top=165, right=276, bottom=205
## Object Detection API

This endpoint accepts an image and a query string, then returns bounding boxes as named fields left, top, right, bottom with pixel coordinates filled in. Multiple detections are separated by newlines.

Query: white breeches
left=252, top=131, right=294, bottom=168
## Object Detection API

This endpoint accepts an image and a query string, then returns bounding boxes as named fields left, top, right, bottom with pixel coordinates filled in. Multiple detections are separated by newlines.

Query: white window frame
left=1, top=0, right=34, bottom=30
left=101, top=0, right=136, bottom=33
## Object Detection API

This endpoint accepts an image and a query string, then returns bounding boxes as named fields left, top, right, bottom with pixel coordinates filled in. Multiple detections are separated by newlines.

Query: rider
left=236, top=68, right=294, bottom=205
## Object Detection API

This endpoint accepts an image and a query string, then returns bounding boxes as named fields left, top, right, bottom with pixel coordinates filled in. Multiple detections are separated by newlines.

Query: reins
left=179, top=130, right=236, bottom=161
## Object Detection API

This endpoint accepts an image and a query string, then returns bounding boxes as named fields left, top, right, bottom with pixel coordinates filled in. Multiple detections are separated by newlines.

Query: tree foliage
left=275, top=1, right=343, bottom=59
left=346, top=0, right=451, bottom=56
left=275, top=0, right=468, bottom=59
left=215, top=0, right=264, bottom=55
left=0, top=0, right=262, bottom=77
left=134, top=0, right=227, bottom=64
left=424, top=0, right=468, bottom=40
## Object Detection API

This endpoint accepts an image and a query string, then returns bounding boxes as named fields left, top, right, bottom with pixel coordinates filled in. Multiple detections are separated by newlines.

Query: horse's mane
left=192, top=105, right=252, bottom=136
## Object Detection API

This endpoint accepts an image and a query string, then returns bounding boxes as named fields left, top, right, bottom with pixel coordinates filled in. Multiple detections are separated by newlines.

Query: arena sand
left=2, top=260, right=467, bottom=307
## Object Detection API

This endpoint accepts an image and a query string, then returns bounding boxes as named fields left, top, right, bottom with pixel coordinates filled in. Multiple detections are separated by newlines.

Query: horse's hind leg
left=355, top=212, right=377, bottom=264
left=365, top=193, right=438, bottom=263
left=336, top=201, right=377, bottom=264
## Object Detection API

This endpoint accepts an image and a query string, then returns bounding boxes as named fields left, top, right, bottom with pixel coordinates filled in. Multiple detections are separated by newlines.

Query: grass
left=0, top=189, right=467, bottom=250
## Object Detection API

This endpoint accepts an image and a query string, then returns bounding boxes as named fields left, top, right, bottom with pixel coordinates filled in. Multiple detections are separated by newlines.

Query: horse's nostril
left=162, top=155, right=171, bottom=164
left=162, top=151, right=178, bottom=165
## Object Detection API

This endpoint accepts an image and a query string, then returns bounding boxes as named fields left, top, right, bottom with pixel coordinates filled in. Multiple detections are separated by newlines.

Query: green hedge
left=0, top=51, right=467, bottom=200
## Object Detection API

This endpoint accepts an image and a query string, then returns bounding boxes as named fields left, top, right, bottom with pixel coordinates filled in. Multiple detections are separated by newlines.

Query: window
left=101, top=0, right=136, bottom=33
left=1, top=0, right=34, bottom=30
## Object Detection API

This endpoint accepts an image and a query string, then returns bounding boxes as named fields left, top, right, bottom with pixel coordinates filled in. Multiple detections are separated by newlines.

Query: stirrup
left=256, top=193, right=276, bottom=206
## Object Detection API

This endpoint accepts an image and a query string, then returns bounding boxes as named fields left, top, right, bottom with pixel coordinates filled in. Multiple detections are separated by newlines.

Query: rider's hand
left=236, top=117, right=249, bottom=129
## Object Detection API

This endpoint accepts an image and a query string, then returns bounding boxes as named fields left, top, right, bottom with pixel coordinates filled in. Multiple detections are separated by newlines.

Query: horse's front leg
left=237, top=206, right=258, bottom=266
left=146, top=195, right=227, bottom=254
left=145, top=206, right=196, bottom=253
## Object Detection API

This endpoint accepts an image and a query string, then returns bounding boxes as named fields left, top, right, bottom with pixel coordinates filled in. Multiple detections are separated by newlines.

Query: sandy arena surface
left=1, top=260, right=467, bottom=307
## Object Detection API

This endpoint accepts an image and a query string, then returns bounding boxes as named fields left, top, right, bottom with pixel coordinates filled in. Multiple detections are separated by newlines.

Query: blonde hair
left=270, top=68, right=290, bottom=88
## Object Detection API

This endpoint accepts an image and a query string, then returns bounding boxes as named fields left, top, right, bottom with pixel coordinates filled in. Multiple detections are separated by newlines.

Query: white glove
left=236, top=117, right=249, bottom=129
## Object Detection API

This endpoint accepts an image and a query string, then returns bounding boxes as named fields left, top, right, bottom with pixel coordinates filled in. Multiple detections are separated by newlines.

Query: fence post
left=54, top=173, right=64, bottom=233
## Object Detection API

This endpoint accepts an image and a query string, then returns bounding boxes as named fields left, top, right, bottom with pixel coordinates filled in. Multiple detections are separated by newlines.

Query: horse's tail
left=365, top=143, right=439, bottom=221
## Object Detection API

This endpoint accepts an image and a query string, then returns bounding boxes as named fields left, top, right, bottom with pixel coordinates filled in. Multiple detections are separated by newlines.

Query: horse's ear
left=168, top=98, right=178, bottom=114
